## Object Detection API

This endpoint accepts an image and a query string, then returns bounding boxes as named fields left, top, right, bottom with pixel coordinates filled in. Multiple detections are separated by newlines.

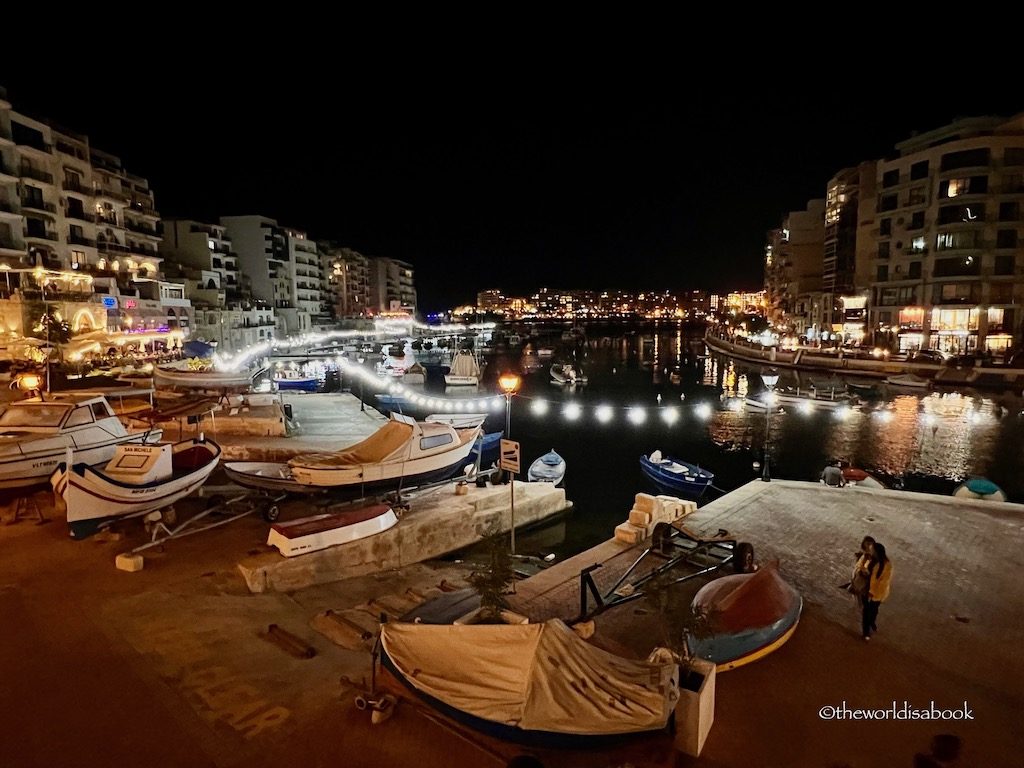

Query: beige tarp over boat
left=288, top=421, right=414, bottom=469
left=380, top=619, right=679, bottom=735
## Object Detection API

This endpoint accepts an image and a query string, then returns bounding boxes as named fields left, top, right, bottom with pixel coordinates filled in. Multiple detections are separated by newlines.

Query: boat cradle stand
left=6, top=493, right=49, bottom=526
left=128, top=490, right=288, bottom=555
left=575, top=521, right=753, bottom=621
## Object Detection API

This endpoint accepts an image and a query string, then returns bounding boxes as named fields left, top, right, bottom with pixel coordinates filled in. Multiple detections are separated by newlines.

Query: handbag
left=847, top=570, right=868, bottom=596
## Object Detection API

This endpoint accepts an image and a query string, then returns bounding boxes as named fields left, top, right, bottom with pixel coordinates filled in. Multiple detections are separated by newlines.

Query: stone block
left=115, top=553, right=144, bottom=572
left=614, top=522, right=647, bottom=545
left=633, top=493, right=658, bottom=513
left=628, top=508, right=652, bottom=527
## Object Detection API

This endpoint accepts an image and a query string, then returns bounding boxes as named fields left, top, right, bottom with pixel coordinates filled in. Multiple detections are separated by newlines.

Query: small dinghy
left=885, top=373, right=930, bottom=389
left=527, top=449, right=566, bottom=485
left=841, top=466, right=886, bottom=488
left=266, top=503, right=398, bottom=557
left=952, top=477, right=1007, bottom=502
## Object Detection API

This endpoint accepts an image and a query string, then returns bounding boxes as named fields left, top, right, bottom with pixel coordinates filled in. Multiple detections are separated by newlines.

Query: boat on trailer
left=51, top=437, right=221, bottom=540
left=266, top=502, right=397, bottom=557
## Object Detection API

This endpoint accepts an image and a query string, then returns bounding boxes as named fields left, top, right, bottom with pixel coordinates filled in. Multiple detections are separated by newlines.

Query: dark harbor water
left=372, top=324, right=1024, bottom=561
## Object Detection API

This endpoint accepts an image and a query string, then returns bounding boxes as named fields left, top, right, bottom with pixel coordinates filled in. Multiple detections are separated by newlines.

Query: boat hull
left=275, top=377, right=318, bottom=392
left=443, top=375, right=478, bottom=386
left=639, top=456, right=713, bottom=499
left=527, top=451, right=566, bottom=485
left=224, top=462, right=325, bottom=494
left=689, top=597, right=803, bottom=672
left=267, top=505, right=398, bottom=556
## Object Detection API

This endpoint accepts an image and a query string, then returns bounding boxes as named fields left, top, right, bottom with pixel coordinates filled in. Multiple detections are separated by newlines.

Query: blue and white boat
left=274, top=369, right=318, bottom=392
left=639, top=451, right=713, bottom=499
left=468, top=431, right=503, bottom=468
left=952, top=476, right=1007, bottom=502
left=527, top=449, right=566, bottom=485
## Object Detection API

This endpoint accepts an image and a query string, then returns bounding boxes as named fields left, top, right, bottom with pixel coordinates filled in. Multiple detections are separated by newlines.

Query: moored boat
left=527, top=449, right=566, bottom=485
left=266, top=503, right=397, bottom=557
left=52, top=437, right=221, bottom=540
left=639, top=451, right=714, bottom=499
left=154, top=364, right=257, bottom=391
left=549, top=363, right=587, bottom=386
left=952, top=477, right=1007, bottom=502
left=885, top=373, right=930, bottom=389
left=444, top=350, right=481, bottom=387
left=841, top=466, right=886, bottom=488
left=274, top=368, right=319, bottom=392
left=0, top=395, right=163, bottom=494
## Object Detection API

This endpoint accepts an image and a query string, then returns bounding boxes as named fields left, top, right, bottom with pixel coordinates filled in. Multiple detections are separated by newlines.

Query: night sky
left=4, top=73, right=1021, bottom=313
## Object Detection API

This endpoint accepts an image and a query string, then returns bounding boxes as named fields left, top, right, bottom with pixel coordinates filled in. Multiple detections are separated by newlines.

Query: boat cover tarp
left=183, top=339, right=215, bottom=359
left=289, top=421, right=414, bottom=468
left=449, top=351, right=480, bottom=377
left=380, top=619, right=679, bottom=735
left=691, top=562, right=799, bottom=634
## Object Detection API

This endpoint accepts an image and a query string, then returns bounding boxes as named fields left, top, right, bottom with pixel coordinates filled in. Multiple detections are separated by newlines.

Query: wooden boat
left=639, top=451, right=713, bottom=499
left=468, top=431, right=503, bottom=468
left=687, top=562, right=802, bottom=672
left=154, top=365, right=256, bottom=391
left=444, top=350, right=481, bottom=387
left=841, top=467, right=886, bottom=488
left=0, top=395, right=162, bottom=494
left=846, top=380, right=881, bottom=397
left=380, top=618, right=680, bottom=746
left=527, top=450, right=566, bottom=485
left=746, top=387, right=849, bottom=410
left=952, top=477, right=1007, bottom=502
left=266, top=503, right=398, bottom=557
left=885, top=373, right=930, bottom=389
left=51, top=437, right=221, bottom=540
left=274, top=369, right=318, bottom=392
left=279, top=413, right=481, bottom=489
left=402, top=362, right=426, bottom=385
left=549, top=363, right=587, bottom=386
left=223, top=461, right=324, bottom=494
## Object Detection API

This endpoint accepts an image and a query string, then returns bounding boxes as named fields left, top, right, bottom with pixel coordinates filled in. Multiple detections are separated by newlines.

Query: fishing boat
left=687, top=562, right=802, bottom=672
left=402, top=362, right=426, bottom=385
left=154, top=364, right=257, bottom=391
left=846, top=380, right=881, bottom=397
left=468, top=431, right=503, bottom=468
left=639, top=451, right=714, bottom=499
left=745, top=388, right=849, bottom=410
left=274, top=368, right=318, bottom=392
left=841, top=466, right=886, bottom=488
left=444, top=350, right=481, bottom=387
left=952, top=477, right=1007, bottom=502
left=0, top=395, right=163, bottom=494
left=885, top=373, right=930, bottom=389
left=223, top=462, right=325, bottom=494
left=527, top=449, right=566, bottom=485
left=380, top=618, right=680, bottom=746
left=549, top=363, right=587, bottom=386
left=266, top=503, right=398, bottom=557
left=51, top=437, right=221, bottom=540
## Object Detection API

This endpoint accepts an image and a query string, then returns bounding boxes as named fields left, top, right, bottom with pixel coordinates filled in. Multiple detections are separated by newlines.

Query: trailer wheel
left=734, top=542, right=755, bottom=573
left=262, top=505, right=280, bottom=522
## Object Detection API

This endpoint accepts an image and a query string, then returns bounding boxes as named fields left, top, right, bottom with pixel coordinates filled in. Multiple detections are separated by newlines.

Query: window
left=940, top=176, right=988, bottom=198
left=208, top=239, right=216, bottom=250
left=420, top=433, right=454, bottom=451
left=1003, top=173, right=1024, bottom=193
left=910, top=160, right=929, bottom=180
left=994, top=254, right=1015, bottom=275
left=882, top=169, right=900, bottom=188
left=997, top=229, right=1018, bottom=249
left=908, top=211, right=925, bottom=230
left=877, top=265, right=889, bottom=281
left=940, top=148, right=990, bottom=171
left=879, top=218, right=892, bottom=236
left=999, top=202, right=1020, bottom=221
left=934, top=256, right=981, bottom=277
left=907, top=186, right=927, bottom=206
left=936, top=230, right=979, bottom=250
left=910, top=237, right=926, bottom=253
left=938, top=204, right=984, bottom=224
left=991, top=283, right=1014, bottom=303
left=65, top=406, right=95, bottom=428
left=909, top=261, right=922, bottom=279
left=1004, top=148, right=1024, bottom=166
left=878, top=242, right=890, bottom=259
left=71, top=249, right=85, bottom=268
left=91, top=401, right=113, bottom=419
left=879, top=194, right=898, bottom=212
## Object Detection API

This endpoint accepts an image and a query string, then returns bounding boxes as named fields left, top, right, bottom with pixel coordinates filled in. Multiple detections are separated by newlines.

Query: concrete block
left=115, top=553, right=144, bottom=572
left=628, top=508, right=652, bottom=527
left=633, top=493, right=658, bottom=513
left=614, top=522, right=647, bottom=545
left=681, top=500, right=698, bottom=518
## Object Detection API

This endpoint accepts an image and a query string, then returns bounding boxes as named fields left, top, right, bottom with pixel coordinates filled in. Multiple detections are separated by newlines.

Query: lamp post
left=498, top=371, right=521, bottom=557
left=761, top=370, right=779, bottom=482
left=357, top=355, right=365, bottom=412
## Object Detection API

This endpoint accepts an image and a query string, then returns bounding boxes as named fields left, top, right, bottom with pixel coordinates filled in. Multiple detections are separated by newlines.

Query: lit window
left=947, top=178, right=968, bottom=197
left=911, top=237, right=926, bottom=253
left=208, top=239, right=216, bottom=250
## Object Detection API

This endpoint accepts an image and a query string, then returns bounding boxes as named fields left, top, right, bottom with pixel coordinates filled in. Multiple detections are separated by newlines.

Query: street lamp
left=761, top=370, right=779, bottom=482
left=498, top=371, right=521, bottom=437
left=357, top=355, right=366, bottom=412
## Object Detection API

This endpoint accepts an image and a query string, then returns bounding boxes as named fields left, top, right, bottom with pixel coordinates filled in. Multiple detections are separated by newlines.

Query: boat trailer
left=575, top=521, right=753, bottom=621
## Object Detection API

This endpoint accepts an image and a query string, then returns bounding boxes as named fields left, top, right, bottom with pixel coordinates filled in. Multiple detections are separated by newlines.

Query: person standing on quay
left=860, top=542, right=892, bottom=641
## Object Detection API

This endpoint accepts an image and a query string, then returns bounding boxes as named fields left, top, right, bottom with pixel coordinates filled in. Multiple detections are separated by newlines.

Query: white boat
left=154, top=364, right=256, bottom=391
left=549, top=363, right=587, bottom=386
left=444, top=350, right=481, bottom=386
left=885, top=373, right=930, bottom=389
left=745, top=389, right=849, bottom=410
left=527, top=450, right=566, bottom=485
left=0, top=395, right=163, bottom=494
left=266, top=503, right=398, bottom=557
left=223, top=461, right=324, bottom=494
left=425, top=413, right=489, bottom=430
left=952, top=477, right=1007, bottom=502
left=402, top=362, right=426, bottom=385
left=273, top=368, right=318, bottom=392
left=51, top=437, right=221, bottom=540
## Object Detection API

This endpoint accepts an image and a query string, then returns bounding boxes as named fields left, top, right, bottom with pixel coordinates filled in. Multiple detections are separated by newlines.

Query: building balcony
left=0, top=162, right=18, bottom=182
left=15, top=137, right=53, bottom=155
left=66, top=210, right=96, bottom=224
left=25, top=230, right=58, bottom=242
left=128, top=201, right=159, bottom=218
left=94, top=186, right=130, bottom=203
left=21, top=198, right=57, bottom=216
left=97, top=241, right=131, bottom=255
left=64, top=181, right=93, bottom=197
left=19, top=164, right=55, bottom=185
left=69, top=234, right=96, bottom=247
left=0, top=237, right=24, bottom=254
left=96, top=216, right=122, bottom=229
left=0, top=199, right=20, bottom=216
left=124, top=219, right=159, bottom=237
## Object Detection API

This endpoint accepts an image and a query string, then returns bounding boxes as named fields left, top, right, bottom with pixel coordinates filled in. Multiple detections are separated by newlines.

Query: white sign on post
left=499, top=439, right=520, bottom=474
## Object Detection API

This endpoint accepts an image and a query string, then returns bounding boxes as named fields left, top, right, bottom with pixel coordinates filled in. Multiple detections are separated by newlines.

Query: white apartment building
left=368, top=257, right=417, bottom=316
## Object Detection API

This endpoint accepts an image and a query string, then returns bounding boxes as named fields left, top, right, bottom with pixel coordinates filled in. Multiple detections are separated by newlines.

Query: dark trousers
left=861, top=597, right=881, bottom=637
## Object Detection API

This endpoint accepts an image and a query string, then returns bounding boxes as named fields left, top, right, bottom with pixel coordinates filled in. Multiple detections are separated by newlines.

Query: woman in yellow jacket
left=857, top=542, right=892, bottom=640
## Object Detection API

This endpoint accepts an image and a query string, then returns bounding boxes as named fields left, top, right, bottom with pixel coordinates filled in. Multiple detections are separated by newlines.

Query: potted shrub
left=456, top=534, right=529, bottom=625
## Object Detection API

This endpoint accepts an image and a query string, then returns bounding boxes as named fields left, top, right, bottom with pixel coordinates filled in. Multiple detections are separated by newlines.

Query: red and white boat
left=266, top=503, right=397, bottom=557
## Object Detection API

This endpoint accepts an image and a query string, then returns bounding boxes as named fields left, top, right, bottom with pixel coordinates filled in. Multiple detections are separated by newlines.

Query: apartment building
left=763, top=199, right=826, bottom=336
left=368, top=257, right=416, bottom=316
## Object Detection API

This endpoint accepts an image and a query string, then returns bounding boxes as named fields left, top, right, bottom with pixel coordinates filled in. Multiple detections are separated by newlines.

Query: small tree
left=31, top=307, right=73, bottom=346
left=467, top=534, right=516, bottom=623
left=643, top=568, right=711, bottom=687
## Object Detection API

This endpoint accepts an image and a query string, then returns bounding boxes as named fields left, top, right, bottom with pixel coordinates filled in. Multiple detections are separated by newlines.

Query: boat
left=402, top=362, right=426, bottom=385
left=468, top=431, right=503, bottom=468
left=154, top=364, right=257, bottom=391
left=846, top=380, right=881, bottom=397
left=425, top=413, right=488, bottom=430
left=885, top=373, right=930, bottom=389
left=274, top=368, right=318, bottom=392
left=380, top=618, right=680, bottom=746
left=807, top=376, right=846, bottom=395
left=51, top=437, right=221, bottom=540
left=266, top=503, right=398, bottom=557
left=745, top=388, right=849, bottom=410
left=639, top=451, right=714, bottom=499
left=0, top=395, right=163, bottom=494
left=444, top=350, right=481, bottom=387
left=952, top=477, right=1007, bottom=502
left=687, top=562, right=802, bottom=672
left=527, top=450, right=566, bottom=485
left=280, top=413, right=481, bottom=489
left=223, top=461, right=325, bottom=494
left=841, top=466, right=886, bottom=488
left=549, top=363, right=587, bottom=386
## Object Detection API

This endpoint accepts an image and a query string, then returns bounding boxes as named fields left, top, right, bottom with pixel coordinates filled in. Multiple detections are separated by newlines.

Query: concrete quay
left=238, top=481, right=571, bottom=593
left=506, top=479, right=1024, bottom=767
